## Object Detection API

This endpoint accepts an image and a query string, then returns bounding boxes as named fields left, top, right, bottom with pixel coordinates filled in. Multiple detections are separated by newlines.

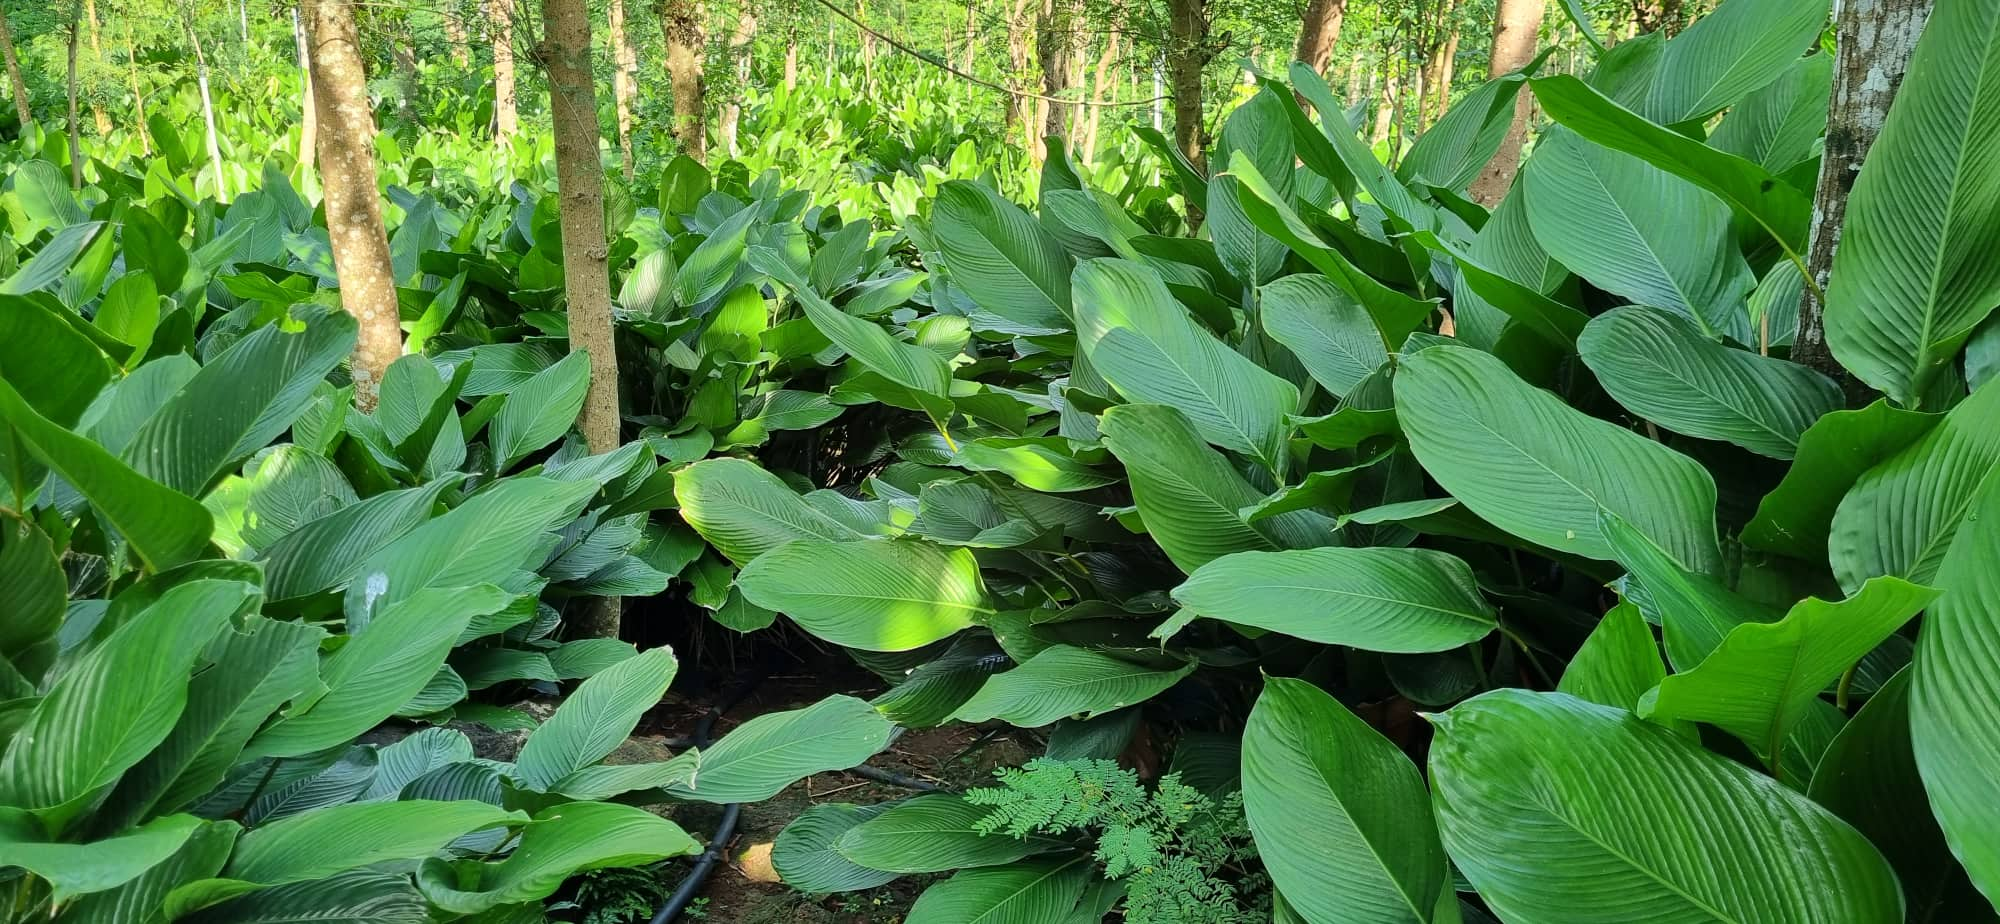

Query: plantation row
left=3, top=0, right=1999, bottom=919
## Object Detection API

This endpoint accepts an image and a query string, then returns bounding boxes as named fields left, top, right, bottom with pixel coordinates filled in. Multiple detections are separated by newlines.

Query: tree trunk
left=239, top=0, right=250, bottom=42
left=660, top=0, right=707, bottom=161
left=293, top=6, right=316, bottom=176
left=1082, top=27, right=1121, bottom=162
left=857, top=0, right=875, bottom=90
left=302, top=0, right=402, bottom=412
left=125, top=27, right=148, bottom=155
left=784, top=33, right=798, bottom=90
left=0, top=0, right=30, bottom=127
left=1293, top=0, right=1346, bottom=73
left=491, top=0, right=518, bottom=144
left=1466, top=0, right=1546, bottom=207
left=1344, top=49, right=1364, bottom=100
left=609, top=0, right=637, bottom=178
left=540, top=0, right=623, bottom=639
left=83, top=0, right=110, bottom=136
left=1793, top=0, right=1929, bottom=376
left=66, top=0, right=83, bottom=188
left=1037, top=0, right=1081, bottom=147
left=1416, top=0, right=1461, bottom=130
left=1004, top=0, right=1032, bottom=144
left=1427, top=22, right=1460, bottom=125
left=392, top=38, right=419, bottom=119
left=1371, top=68, right=1397, bottom=142
left=960, top=0, right=979, bottom=72
left=185, top=15, right=227, bottom=200
left=1165, top=0, right=1209, bottom=170
left=443, top=4, right=469, bottom=64
left=718, top=5, right=757, bottom=156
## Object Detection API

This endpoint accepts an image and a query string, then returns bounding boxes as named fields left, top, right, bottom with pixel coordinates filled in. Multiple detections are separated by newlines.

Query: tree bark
left=302, top=0, right=402, bottom=412
left=1165, top=0, right=1210, bottom=170
left=1082, top=26, right=1121, bottom=162
left=83, top=0, right=110, bottom=136
left=185, top=14, right=227, bottom=200
left=1427, top=18, right=1461, bottom=126
left=0, top=0, right=30, bottom=127
left=960, top=0, right=979, bottom=73
left=784, top=33, right=798, bottom=90
left=540, top=0, right=622, bottom=639
left=1037, top=0, right=1081, bottom=146
left=293, top=6, right=316, bottom=176
left=125, top=26, right=148, bottom=155
left=1293, top=0, right=1346, bottom=73
left=443, top=3, right=470, bottom=64
left=491, top=0, right=518, bottom=144
left=1466, top=0, right=1545, bottom=206
left=718, top=5, right=757, bottom=156
left=67, top=0, right=83, bottom=188
left=1371, top=67, right=1397, bottom=142
left=1793, top=0, right=1930, bottom=377
left=1004, top=0, right=1032, bottom=144
left=659, top=0, right=707, bottom=161
left=609, top=0, right=638, bottom=178
left=1415, top=0, right=1461, bottom=130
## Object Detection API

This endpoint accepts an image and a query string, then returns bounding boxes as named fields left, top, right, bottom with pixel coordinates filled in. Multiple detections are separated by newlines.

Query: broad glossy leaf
left=58, top=817, right=236, bottom=921
left=1742, top=401, right=1940, bottom=560
left=226, top=800, right=524, bottom=885
left=835, top=794, right=1054, bottom=873
left=1395, top=344, right=1722, bottom=573
left=954, top=438, right=1116, bottom=493
left=1579, top=306, right=1840, bottom=458
left=675, top=457, right=865, bottom=565
left=1556, top=603, right=1665, bottom=713
left=0, top=518, right=63, bottom=660
left=259, top=475, right=460, bottom=601
left=1602, top=512, right=1780, bottom=669
left=1207, top=90, right=1293, bottom=286
left=665, top=695, right=892, bottom=803
left=177, top=870, right=429, bottom=924
left=0, top=811, right=206, bottom=902
left=418, top=803, right=699, bottom=914
left=1823, top=0, right=2000, bottom=403
left=1259, top=274, right=1391, bottom=397
left=1639, top=0, right=1830, bottom=123
left=952, top=645, right=1192, bottom=727
left=905, top=857, right=1091, bottom=924
left=514, top=647, right=678, bottom=791
left=773, top=803, right=900, bottom=893
left=0, top=292, right=111, bottom=429
left=1173, top=548, right=1496, bottom=653
left=1709, top=54, right=1833, bottom=175
left=1829, top=377, right=2000, bottom=591
left=738, top=539, right=990, bottom=651
left=487, top=350, right=590, bottom=471
left=934, top=180, right=1072, bottom=329
left=1401, top=74, right=1532, bottom=193
left=1431, top=690, right=1903, bottom=924
left=1244, top=677, right=1451, bottom=924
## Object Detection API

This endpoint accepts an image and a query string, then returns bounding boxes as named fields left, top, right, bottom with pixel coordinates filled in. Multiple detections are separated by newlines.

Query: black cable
left=649, top=671, right=765, bottom=924
left=846, top=763, right=951, bottom=792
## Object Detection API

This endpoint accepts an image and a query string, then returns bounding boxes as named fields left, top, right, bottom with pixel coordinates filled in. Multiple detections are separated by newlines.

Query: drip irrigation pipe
left=649, top=672, right=763, bottom=924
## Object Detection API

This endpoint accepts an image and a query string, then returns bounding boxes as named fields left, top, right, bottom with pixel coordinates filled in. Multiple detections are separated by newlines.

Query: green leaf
left=675, top=457, right=867, bottom=566
left=1074, top=258, right=1298, bottom=469
left=1579, top=306, right=1841, bottom=459
left=1911, top=474, right=2000, bottom=898
left=934, top=180, right=1072, bottom=329
left=0, top=811, right=207, bottom=903
left=246, top=586, right=510, bottom=760
left=1400, top=74, right=1533, bottom=192
left=1207, top=90, right=1295, bottom=286
left=954, top=438, right=1117, bottom=493
left=546, top=751, right=701, bottom=801
left=239, top=447, right=357, bottom=550
left=0, top=518, right=63, bottom=661
left=773, top=803, right=901, bottom=893
left=1824, top=0, right=2000, bottom=403
left=905, top=857, right=1091, bottom=924
left=123, top=309, right=358, bottom=496
left=514, top=647, right=678, bottom=791
left=952, top=645, right=1192, bottom=727
left=1829, top=377, right=2000, bottom=591
left=1638, top=0, right=1831, bottom=124
left=738, top=539, right=991, bottom=651
left=1411, top=229, right=1587, bottom=350
left=258, top=476, right=460, bottom=602
left=226, top=800, right=525, bottom=885
left=1709, top=54, right=1833, bottom=175
left=487, top=350, right=591, bottom=471
left=1523, top=132, right=1752, bottom=338
left=4, top=223, right=106, bottom=295
left=0, top=292, right=111, bottom=429
left=417, top=803, right=699, bottom=915
left=1556, top=602, right=1666, bottom=713
left=836, top=794, right=1055, bottom=874
left=1173, top=548, right=1496, bottom=653
left=665, top=695, right=892, bottom=803
left=0, top=580, right=251, bottom=826
left=1395, top=344, right=1722, bottom=573
left=1430, top=690, right=1903, bottom=924
left=59, top=817, right=237, bottom=921
left=1259, top=274, right=1391, bottom=397
left=1601, top=511, right=1779, bottom=670
left=176, top=870, right=429, bottom=924
left=1642, top=576, right=1936, bottom=763
left=1742, top=400, right=1941, bottom=560
left=1243, top=677, right=1452, bottom=924
left=0, top=376, right=213, bottom=572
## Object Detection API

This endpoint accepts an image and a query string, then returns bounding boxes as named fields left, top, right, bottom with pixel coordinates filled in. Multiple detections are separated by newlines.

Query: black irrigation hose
left=650, top=673, right=765, bottom=924
left=846, top=762, right=951, bottom=792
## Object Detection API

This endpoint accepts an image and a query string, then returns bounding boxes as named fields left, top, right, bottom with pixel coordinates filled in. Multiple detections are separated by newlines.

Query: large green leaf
left=665, top=695, right=892, bottom=803
left=258, top=475, right=461, bottom=601
left=0, top=811, right=207, bottom=903
left=1173, top=548, right=1496, bottom=653
left=1642, top=577, right=1935, bottom=764
left=934, top=180, right=1072, bottom=329
left=0, top=580, right=251, bottom=828
left=513, top=647, right=678, bottom=791
left=1601, top=512, right=1779, bottom=669
left=0, top=292, right=111, bottom=430
left=1556, top=602, right=1667, bottom=713
left=1741, top=400, right=1941, bottom=560
left=905, top=857, right=1091, bottom=924
left=674, top=457, right=866, bottom=566
left=1401, top=74, right=1533, bottom=193
left=1395, top=344, right=1722, bottom=573
left=1708, top=54, right=1833, bottom=175
left=226, top=800, right=524, bottom=885
left=123, top=309, right=357, bottom=496
left=738, top=539, right=991, bottom=651
left=1822, top=0, right=2000, bottom=404
left=952, top=645, right=1192, bottom=727
left=1638, top=0, right=1830, bottom=123
left=0, top=517, right=63, bottom=661
left=417, top=803, right=699, bottom=914
left=1523, top=132, right=1752, bottom=338
left=1258, top=274, right=1391, bottom=397
left=835, top=794, right=1055, bottom=874
left=1243, top=677, right=1451, bottom=924
left=1911, top=474, right=2000, bottom=899
left=1829, top=377, right=2000, bottom=592
left=1430, top=690, right=1903, bottom=923
left=1579, top=306, right=1841, bottom=459
left=1074, top=258, right=1297, bottom=469
left=177, top=870, right=430, bottom=924
left=1207, top=89, right=1294, bottom=286
left=59, top=817, right=237, bottom=921
left=773, top=803, right=901, bottom=893
left=487, top=350, right=591, bottom=471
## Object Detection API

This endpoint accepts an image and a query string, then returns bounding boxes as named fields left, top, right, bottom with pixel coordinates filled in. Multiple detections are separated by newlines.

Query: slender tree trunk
left=660, top=0, right=707, bottom=161
left=1794, top=0, right=1929, bottom=376
left=293, top=6, right=316, bottom=175
left=1372, top=68, right=1397, bottom=142
left=1037, top=0, right=1081, bottom=147
left=302, top=0, right=402, bottom=411
left=392, top=38, right=419, bottom=120
left=1165, top=0, right=1209, bottom=170
left=718, top=5, right=757, bottom=156
left=1004, top=0, right=1032, bottom=143
left=609, top=0, right=637, bottom=178
left=83, top=0, right=110, bottom=136
left=1467, top=0, right=1546, bottom=206
left=124, top=28, right=148, bottom=155
left=1344, top=49, right=1364, bottom=100
left=784, top=33, right=798, bottom=90
left=491, top=0, right=518, bottom=144
left=444, top=4, right=470, bottom=64
left=857, top=0, right=875, bottom=90
left=239, top=0, right=250, bottom=42
left=66, top=0, right=83, bottom=188
left=0, top=0, right=29, bottom=128
left=1427, top=22, right=1460, bottom=125
left=1082, top=27, right=1121, bottom=162
left=185, top=15, right=227, bottom=200
left=1151, top=57, right=1162, bottom=129
left=1293, top=0, right=1346, bottom=73
left=960, top=0, right=979, bottom=72
left=539, top=0, right=622, bottom=639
